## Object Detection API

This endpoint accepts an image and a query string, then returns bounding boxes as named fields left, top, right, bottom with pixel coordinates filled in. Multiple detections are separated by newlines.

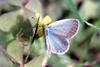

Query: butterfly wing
left=47, top=19, right=79, bottom=39
left=45, top=29, right=70, bottom=54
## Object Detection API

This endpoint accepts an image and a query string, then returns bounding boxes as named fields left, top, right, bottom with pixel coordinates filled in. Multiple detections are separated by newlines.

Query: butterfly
left=42, top=19, right=80, bottom=55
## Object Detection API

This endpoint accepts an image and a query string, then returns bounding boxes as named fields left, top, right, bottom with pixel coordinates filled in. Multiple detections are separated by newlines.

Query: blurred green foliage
left=0, top=0, right=100, bottom=67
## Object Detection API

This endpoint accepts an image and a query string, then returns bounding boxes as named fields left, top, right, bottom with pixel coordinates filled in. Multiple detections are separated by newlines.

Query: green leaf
left=64, top=0, right=83, bottom=23
left=0, top=0, right=10, bottom=10
left=11, top=15, right=33, bottom=41
left=59, top=55, right=74, bottom=64
left=79, top=0, right=99, bottom=20
left=0, top=30, right=14, bottom=45
left=49, top=55, right=66, bottom=67
left=25, top=0, right=42, bottom=14
left=23, top=7, right=37, bottom=26
left=47, top=1, right=63, bottom=21
left=8, top=0, right=21, bottom=6
left=0, top=50, right=13, bottom=67
left=7, top=40, right=22, bottom=62
left=33, top=37, right=45, bottom=55
left=25, top=55, right=44, bottom=67
left=64, top=0, right=100, bottom=31
left=0, top=10, right=20, bottom=32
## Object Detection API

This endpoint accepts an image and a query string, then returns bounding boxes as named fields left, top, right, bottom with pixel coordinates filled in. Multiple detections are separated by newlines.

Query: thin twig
left=19, top=42, right=24, bottom=67
left=16, top=28, right=24, bottom=67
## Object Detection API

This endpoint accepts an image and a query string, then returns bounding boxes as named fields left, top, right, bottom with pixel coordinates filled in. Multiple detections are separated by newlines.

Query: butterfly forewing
left=47, top=19, right=79, bottom=39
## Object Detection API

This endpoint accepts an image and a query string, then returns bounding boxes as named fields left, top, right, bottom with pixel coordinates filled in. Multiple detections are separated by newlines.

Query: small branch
left=19, top=42, right=24, bottom=67
left=16, top=29, right=24, bottom=67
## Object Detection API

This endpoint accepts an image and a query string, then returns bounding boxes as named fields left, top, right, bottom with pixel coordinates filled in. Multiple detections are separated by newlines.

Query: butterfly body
left=43, top=19, right=80, bottom=55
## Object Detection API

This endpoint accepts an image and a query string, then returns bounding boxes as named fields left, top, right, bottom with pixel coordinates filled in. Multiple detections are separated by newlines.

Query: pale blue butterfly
left=43, top=19, right=80, bottom=55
